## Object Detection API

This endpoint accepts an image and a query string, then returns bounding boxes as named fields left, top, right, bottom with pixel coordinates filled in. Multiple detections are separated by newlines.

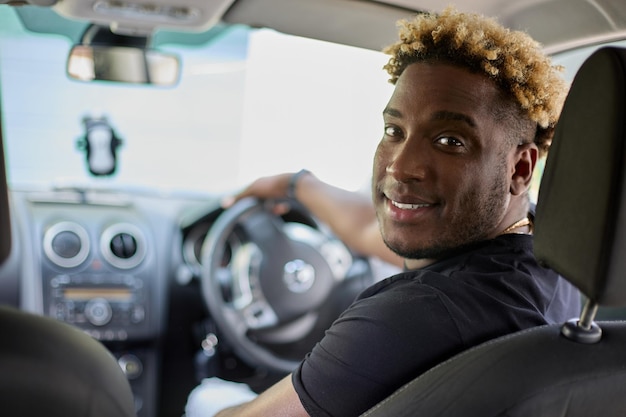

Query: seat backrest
left=361, top=46, right=626, bottom=417
left=534, top=47, right=626, bottom=306
left=0, top=105, right=9, bottom=265
left=0, top=93, right=136, bottom=416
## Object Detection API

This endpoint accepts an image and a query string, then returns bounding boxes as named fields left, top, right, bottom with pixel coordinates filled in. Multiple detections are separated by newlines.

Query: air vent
left=100, top=223, right=146, bottom=269
left=43, top=222, right=90, bottom=268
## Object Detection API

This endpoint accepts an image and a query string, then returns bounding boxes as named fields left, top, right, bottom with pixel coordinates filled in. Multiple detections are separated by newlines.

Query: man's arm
left=223, top=171, right=403, bottom=268
left=216, top=375, right=309, bottom=417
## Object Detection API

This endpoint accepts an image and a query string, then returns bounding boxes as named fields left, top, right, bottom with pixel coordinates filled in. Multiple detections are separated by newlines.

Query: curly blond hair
left=383, top=6, right=568, bottom=157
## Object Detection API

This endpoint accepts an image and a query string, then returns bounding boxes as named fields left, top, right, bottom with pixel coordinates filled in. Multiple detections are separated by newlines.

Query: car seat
left=362, top=46, right=626, bottom=416
left=0, top=100, right=137, bottom=416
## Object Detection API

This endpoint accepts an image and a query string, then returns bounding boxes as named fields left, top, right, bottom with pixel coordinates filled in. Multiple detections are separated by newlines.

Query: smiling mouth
left=390, top=200, right=431, bottom=210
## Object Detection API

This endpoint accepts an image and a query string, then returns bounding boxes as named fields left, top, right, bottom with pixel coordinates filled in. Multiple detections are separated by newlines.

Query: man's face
left=373, top=62, right=517, bottom=262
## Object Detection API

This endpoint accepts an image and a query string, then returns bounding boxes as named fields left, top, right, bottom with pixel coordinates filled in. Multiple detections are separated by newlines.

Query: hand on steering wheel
left=200, top=197, right=371, bottom=373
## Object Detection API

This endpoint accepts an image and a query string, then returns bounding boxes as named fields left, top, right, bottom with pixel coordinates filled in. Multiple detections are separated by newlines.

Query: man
left=187, top=6, right=579, bottom=416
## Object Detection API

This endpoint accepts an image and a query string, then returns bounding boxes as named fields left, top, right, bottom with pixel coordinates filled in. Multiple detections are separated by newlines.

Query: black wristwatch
left=287, top=169, right=310, bottom=200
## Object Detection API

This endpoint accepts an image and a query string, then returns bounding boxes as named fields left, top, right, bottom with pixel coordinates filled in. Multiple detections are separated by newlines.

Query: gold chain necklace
left=501, top=217, right=533, bottom=234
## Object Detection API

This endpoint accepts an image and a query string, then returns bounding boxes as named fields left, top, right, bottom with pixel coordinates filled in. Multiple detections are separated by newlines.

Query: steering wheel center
left=283, top=259, right=315, bottom=293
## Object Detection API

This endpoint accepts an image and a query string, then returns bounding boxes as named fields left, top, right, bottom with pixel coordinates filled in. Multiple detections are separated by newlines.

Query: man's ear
left=510, top=143, right=538, bottom=196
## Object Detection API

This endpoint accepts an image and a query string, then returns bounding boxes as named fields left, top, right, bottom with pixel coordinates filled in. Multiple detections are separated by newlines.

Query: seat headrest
left=535, top=46, right=626, bottom=306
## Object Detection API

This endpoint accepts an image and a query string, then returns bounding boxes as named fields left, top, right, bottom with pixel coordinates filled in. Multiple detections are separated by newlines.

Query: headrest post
left=560, top=299, right=602, bottom=344
left=579, top=300, right=599, bottom=330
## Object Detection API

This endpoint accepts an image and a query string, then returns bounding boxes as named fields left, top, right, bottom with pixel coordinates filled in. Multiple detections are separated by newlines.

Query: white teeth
left=391, top=200, right=429, bottom=210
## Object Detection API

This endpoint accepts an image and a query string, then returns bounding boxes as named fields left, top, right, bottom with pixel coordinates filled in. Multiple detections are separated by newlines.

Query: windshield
left=0, top=6, right=392, bottom=195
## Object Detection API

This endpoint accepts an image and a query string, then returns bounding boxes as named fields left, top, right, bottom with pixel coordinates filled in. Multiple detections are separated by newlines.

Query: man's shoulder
left=354, top=268, right=463, bottom=308
left=356, top=234, right=549, bottom=304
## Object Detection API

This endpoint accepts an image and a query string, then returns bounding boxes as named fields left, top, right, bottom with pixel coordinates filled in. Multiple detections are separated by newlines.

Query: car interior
left=1, top=1, right=626, bottom=416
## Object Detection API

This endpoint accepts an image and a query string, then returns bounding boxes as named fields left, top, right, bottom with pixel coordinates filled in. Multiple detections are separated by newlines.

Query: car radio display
left=62, top=287, right=133, bottom=302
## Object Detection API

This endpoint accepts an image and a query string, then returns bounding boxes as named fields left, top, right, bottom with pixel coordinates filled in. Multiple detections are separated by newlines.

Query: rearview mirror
left=67, top=45, right=180, bottom=86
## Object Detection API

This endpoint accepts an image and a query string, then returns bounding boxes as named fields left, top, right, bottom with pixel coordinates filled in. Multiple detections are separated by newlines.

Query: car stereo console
left=45, top=273, right=149, bottom=341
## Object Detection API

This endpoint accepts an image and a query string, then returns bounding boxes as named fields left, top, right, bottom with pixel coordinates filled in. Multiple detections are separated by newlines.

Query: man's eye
left=384, top=126, right=402, bottom=138
left=435, top=136, right=463, bottom=147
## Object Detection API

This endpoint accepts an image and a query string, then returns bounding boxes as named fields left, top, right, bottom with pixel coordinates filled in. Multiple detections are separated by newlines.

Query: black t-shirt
left=292, top=234, right=580, bottom=417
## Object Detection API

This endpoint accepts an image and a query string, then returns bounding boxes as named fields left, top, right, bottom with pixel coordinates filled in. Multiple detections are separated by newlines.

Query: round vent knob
left=101, top=223, right=146, bottom=269
left=52, top=230, right=82, bottom=259
left=43, top=222, right=90, bottom=268
left=110, top=232, right=138, bottom=259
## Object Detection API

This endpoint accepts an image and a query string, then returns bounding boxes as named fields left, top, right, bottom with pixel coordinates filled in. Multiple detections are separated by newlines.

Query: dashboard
left=2, top=187, right=213, bottom=417
left=0, top=187, right=374, bottom=417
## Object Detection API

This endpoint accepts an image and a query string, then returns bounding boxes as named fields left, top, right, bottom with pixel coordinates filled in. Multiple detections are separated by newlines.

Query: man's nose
left=385, top=138, right=429, bottom=182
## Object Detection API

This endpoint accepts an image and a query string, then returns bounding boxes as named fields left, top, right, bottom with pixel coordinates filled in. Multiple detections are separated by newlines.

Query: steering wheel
left=200, top=197, right=372, bottom=373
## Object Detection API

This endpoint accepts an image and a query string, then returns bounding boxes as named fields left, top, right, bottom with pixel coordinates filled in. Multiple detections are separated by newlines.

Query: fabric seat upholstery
left=0, top=305, right=137, bottom=416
